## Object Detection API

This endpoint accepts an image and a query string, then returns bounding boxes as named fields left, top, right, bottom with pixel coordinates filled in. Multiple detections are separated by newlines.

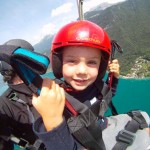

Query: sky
left=0, top=0, right=125, bottom=45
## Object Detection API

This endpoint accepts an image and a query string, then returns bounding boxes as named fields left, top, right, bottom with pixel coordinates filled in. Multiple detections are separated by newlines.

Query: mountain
left=84, top=2, right=113, bottom=18
left=85, top=0, right=150, bottom=76
left=34, top=34, right=54, bottom=56
left=34, top=0, right=150, bottom=77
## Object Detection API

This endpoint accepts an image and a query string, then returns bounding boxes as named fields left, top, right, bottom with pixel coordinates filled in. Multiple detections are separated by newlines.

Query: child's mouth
left=73, top=79, right=88, bottom=85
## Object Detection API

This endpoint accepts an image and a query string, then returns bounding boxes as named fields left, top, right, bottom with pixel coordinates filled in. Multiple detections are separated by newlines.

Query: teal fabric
left=13, top=48, right=49, bottom=69
left=11, top=48, right=50, bottom=95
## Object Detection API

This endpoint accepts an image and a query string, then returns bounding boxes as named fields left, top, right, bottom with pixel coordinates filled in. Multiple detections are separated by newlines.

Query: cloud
left=32, top=23, right=56, bottom=44
left=41, top=23, right=56, bottom=35
left=51, top=2, right=73, bottom=17
left=83, top=0, right=126, bottom=12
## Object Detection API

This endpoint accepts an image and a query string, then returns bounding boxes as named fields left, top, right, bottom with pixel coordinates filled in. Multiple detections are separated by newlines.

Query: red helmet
left=51, top=20, right=111, bottom=79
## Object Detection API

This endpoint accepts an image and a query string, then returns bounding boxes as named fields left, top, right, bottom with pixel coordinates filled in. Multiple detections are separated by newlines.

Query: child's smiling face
left=62, top=46, right=101, bottom=91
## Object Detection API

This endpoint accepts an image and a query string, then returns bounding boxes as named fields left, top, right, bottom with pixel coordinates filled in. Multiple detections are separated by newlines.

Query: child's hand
left=108, top=59, right=120, bottom=78
left=32, top=78, right=65, bottom=131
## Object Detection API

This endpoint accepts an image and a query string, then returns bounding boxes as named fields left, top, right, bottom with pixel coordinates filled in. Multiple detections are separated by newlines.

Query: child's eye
left=64, top=59, right=76, bottom=64
left=68, top=60, right=76, bottom=63
left=88, top=61, right=97, bottom=65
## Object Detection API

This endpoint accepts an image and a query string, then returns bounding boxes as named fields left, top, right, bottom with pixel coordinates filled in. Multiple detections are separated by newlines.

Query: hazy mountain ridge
left=34, top=34, right=54, bottom=56
left=34, top=0, right=150, bottom=77
left=84, top=2, right=113, bottom=19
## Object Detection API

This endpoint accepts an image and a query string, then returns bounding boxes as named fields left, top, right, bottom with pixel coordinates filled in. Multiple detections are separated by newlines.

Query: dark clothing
left=34, top=117, right=77, bottom=150
left=33, top=78, right=118, bottom=150
left=0, top=83, right=42, bottom=149
left=33, top=78, right=150, bottom=150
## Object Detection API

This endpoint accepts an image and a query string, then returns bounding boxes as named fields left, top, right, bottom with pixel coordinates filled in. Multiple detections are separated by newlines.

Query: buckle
left=18, top=138, right=29, bottom=148
left=33, top=139, right=44, bottom=149
left=116, top=130, right=135, bottom=145
left=128, top=110, right=148, bottom=129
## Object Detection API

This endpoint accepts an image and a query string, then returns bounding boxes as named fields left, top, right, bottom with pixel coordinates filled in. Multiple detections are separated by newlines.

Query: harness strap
left=112, top=110, right=148, bottom=150
left=95, top=80, right=118, bottom=116
left=10, top=135, right=44, bottom=150
left=68, top=108, right=106, bottom=150
left=10, top=135, right=30, bottom=148
left=99, top=84, right=113, bottom=117
left=65, top=92, right=88, bottom=113
left=32, top=139, right=44, bottom=150
left=73, top=126, right=105, bottom=150
left=57, top=79, right=112, bottom=149
left=8, top=92, right=35, bottom=123
left=109, top=101, right=118, bottom=116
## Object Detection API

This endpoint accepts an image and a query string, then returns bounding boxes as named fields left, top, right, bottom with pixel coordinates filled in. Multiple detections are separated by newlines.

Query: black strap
left=68, top=108, right=106, bottom=150
left=99, top=84, right=113, bottom=117
left=57, top=79, right=111, bottom=149
left=112, top=110, right=148, bottom=150
left=10, top=135, right=45, bottom=150
left=109, top=101, right=118, bottom=116
left=28, top=74, right=43, bottom=95
left=73, top=126, right=105, bottom=150
left=27, top=139, right=45, bottom=150
left=65, top=92, right=88, bottom=113
left=96, top=81, right=118, bottom=116
left=8, top=92, right=35, bottom=123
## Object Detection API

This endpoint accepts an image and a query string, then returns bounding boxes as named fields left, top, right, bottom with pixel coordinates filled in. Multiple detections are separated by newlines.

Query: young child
left=32, top=20, right=150, bottom=150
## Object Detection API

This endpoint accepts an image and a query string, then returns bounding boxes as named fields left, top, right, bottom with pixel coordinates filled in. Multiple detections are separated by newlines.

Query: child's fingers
left=40, top=78, right=53, bottom=95
left=55, top=83, right=60, bottom=94
left=60, top=87, right=65, bottom=98
left=32, top=78, right=53, bottom=108
left=112, top=59, right=118, bottom=64
left=110, top=59, right=120, bottom=69
left=108, top=59, right=120, bottom=78
left=42, top=78, right=53, bottom=87
left=60, top=87, right=65, bottom=105
left=32, top=93, right=38, bottom=108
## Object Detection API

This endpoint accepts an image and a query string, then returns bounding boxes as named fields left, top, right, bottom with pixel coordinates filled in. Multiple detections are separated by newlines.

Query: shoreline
left=120, top=75, right=150, bottom=80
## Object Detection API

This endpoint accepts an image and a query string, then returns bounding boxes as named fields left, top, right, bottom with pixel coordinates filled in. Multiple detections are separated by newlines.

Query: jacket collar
left=8, top=83, right=33, bottom=96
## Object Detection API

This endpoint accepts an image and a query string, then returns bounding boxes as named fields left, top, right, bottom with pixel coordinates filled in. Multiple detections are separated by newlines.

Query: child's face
left=62, top=46, right=101, bottom=91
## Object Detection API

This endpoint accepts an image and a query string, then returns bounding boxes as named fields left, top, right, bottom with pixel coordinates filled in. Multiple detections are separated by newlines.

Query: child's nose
left=76, top=63, right=87, bottom=74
